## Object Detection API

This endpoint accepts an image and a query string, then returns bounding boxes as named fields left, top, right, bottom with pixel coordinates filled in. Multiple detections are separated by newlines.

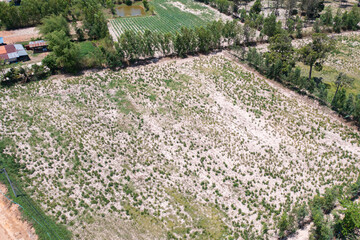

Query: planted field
left=108, top=0, right=230, bottom=39
left=1, top=54, right=360, bottom=239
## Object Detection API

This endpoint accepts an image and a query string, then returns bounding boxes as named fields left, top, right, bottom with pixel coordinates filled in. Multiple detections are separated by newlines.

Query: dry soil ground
left=1, top=52, right=359, bottom=239
left=0, top=184, right=38, bottom=240
left=0, top=27, right=40, bottom=44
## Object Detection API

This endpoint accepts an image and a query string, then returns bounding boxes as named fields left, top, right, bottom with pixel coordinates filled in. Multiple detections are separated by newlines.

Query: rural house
left=0, top=44, right=30, bottom=63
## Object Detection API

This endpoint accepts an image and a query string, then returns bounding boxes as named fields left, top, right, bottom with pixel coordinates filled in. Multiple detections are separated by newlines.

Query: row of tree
left=38, top=19, right=245, bottom=73
left=313, top=5, right=360, bottom=33
left=246, top=32, right=360, bottom=126
left=277, top=176, right=360, bottom=239
left=196, top=0, right=325, bottom=19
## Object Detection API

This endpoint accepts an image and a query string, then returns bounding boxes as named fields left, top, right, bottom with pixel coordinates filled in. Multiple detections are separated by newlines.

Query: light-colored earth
left=0, top=27, right=40, bottom=44
left=0, top=184, right=38, bottom=240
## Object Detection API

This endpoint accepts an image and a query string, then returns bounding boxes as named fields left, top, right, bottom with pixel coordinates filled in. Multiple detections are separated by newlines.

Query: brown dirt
left=0, top=184, right=38, bottom=240
left=0, top=27, right=40, bottom=44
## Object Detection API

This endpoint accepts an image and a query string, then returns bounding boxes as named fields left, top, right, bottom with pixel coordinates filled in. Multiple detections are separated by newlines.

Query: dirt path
left=0, top=184, right=38, bottom=240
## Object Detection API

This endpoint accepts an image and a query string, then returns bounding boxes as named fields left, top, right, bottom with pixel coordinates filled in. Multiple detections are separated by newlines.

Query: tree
left=310, top=207, right=334, bottom=240
left=158, top=33, right=172, bottom=55
left=278, top=212, right=289, bottom=238
left=286, top=18, right=295, bottom=35
left=331, top=73, right=354, bottom=109
left=333, top=9, right=342, bottom=33
left=320, top=6, right=333, bottom=26
left=294, top=203, right=308, bottom=228
left=301, top=0, right=324, bottom=19
left=262, top=14, right=282, bottom=38
left=143, top=0, right=149, bottom=11
left=313, top=18, right=321, bottom=33
left=266, top=33, right=295, bottom=76
left=118, top=30, right=140, bottom=61
left=196, top=26, right=212, bottom=53
left=44, top=30, right=81, bottom=73
left=296, top=16, right=303, bottom=38
left=340, top=201, right=360, bottom=237
left=286, top=0, right=297, bottom=16
left=298, top=33, right=334, bottom=81
left=39, top=15, right=70, bottom=37
left=250, top=0, right=261, bottom=14
left=82, top=0, right=109, bottom=40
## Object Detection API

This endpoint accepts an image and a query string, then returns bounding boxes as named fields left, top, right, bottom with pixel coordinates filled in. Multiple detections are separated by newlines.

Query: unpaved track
left=0, top=184, right=38, bottom=240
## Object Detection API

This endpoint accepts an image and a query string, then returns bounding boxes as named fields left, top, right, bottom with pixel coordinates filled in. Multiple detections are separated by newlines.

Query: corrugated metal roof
left=5, top=45, right=16, bottom=53
left=17, top=50, right=28, bottom=57
left=0, top=53, right=9, bottom=60
left=14, top=44, right=24, bottom=51
left=0, top=37, right=3, bottom=44
left=7, top=52, right=19, bottom=60
left=0, top=46, right=6, bottom=55
left=29, top=40, right=47, bottom=48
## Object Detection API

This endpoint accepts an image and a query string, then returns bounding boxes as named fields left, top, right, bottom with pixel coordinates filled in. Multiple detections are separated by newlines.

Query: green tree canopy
left=45, top=30, right=81, bottom=73
left=298, top=33, right=334, bottom=81
left=39, top=15, right=70, bottom=37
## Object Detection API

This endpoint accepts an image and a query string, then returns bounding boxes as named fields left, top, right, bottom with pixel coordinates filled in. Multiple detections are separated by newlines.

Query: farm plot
left=109, top=0, right=231, bottom=39
left=1, top=54, right=360, bottom=239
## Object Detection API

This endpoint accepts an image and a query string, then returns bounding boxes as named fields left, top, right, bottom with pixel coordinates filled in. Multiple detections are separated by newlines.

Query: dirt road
left=0, top=184, right=38, bottom=240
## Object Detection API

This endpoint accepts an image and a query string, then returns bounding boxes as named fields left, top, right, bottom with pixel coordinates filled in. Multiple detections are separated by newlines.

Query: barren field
left=0, top=27, right=40, bottom=44
left=0, top=54, right=360, bottom=239
left=0, top=184, right=38, bottom=240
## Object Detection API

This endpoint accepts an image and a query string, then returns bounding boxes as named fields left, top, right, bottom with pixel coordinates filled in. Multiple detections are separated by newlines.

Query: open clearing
left=297, top=32, right=360, bottom=98
left=108, top=0, right=231, bottom=40
left=0, top=184, right=38, bottom=240
left=0, top=27, right=40, bottom=44
left=0, top=53, right=360, bottom=239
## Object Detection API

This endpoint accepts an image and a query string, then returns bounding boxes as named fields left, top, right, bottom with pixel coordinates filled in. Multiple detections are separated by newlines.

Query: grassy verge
left=0, top=138, right=72, bottom=240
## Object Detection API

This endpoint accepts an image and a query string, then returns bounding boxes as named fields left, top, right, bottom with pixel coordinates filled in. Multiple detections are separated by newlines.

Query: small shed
left=26, top=40, right=48, bottom=53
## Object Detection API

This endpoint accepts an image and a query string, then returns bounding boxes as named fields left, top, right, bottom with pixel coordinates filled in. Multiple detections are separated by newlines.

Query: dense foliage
left=0, top=0, right=109, bottom=39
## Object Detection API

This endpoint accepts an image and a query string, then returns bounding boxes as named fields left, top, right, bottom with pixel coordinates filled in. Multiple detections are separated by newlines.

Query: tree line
left=246, top=31, right=360, bottom=127
left=36, top=18, right=243, bottom=74
left=0, top=0, right=109, bottom=37
left=277, top=176, right=360, bottom=239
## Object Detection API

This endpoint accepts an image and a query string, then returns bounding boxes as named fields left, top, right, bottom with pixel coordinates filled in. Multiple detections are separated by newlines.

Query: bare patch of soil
left=0, top=184, right=38, bottom=240
left=0, top=27, right=40, bottom=44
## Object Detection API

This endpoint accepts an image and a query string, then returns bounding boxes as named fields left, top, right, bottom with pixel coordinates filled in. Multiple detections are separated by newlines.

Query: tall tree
left=266, top=33, right=295, bottom=76
left=298, top=33, right=334, bottom=81
left=262, top=14, right=282, bottom=38
left=331, top=73, right=354, bottom=108
left=44, top=30, right=81, bottom=73
left=39, top=15, right=70, bottom=37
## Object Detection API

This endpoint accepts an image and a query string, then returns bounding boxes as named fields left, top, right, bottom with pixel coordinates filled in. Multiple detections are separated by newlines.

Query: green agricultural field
left=108, top=0, right=229, bottom=38
left=297, top=32, right=360, bottom=100
left=1, top=54, right=360, bottom=239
